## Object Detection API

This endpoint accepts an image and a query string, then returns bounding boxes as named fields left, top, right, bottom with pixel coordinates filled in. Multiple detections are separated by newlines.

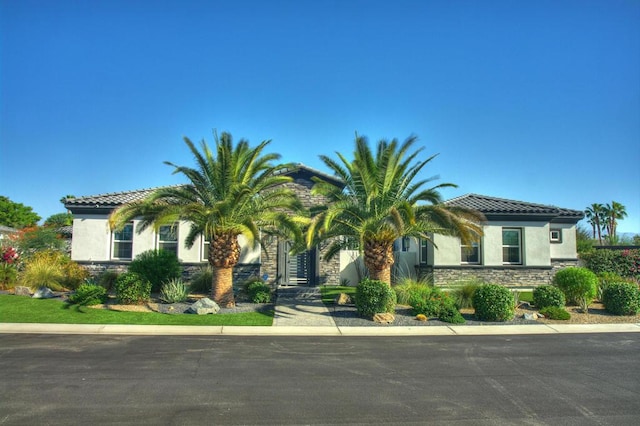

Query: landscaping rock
left=32, top=286, right=55, bottom=299
left=14, top=286, right=31, bottom=296
left=187, top=298, right=220, bottom=315
left=523, top=312, right=540, bottom=320
left=334, top=293, right=353, bottom=305
left=373, top=313, right=395, bottom=324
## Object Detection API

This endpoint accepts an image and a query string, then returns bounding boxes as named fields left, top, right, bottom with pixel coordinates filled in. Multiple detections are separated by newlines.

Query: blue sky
left=1, top=0, right=639, bottom=234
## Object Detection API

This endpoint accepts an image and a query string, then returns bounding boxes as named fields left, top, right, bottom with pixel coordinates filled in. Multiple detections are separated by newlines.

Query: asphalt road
left=1, top=333, right=639, bottom=425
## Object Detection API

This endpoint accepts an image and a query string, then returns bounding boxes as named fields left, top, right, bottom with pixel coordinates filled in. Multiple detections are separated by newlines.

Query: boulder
left=334, top=293, right=353, bottom=305
left=373, top=312, right=395, bottom=324
left=14, top=286, right=31, bottom=296
left=187, top=298, right=220, bottom=315
left=523, top=312, right=540, bottom=320
left=32, top=286, right=55, bottom=299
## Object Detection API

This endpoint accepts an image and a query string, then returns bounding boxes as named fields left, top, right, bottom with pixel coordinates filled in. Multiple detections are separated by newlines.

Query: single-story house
left=64, top=165, right=583, bottom=288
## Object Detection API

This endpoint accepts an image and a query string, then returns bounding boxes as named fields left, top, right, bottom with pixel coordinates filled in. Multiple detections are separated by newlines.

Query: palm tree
left=110, top=132, right=304, bottom=307
left=307, top=134, right=484, bottom=285
left=584, top=203, right=605, bottom=245
left=603, top=201, right=627, bottom=243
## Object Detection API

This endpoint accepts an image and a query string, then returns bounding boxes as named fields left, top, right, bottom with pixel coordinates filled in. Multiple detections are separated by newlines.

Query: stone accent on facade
left=417, top=259, right=579, bottom=287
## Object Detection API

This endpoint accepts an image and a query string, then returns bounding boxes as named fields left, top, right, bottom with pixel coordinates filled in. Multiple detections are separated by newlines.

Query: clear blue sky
left=1, top=0, right=639, bottom=234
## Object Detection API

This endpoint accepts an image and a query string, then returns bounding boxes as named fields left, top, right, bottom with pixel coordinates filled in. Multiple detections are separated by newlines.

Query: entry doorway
left=277, top=242, right=317, bottom=286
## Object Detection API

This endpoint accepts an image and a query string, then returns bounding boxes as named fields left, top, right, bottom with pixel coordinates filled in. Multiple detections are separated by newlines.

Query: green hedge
left=472, top=284, right=515, bottom=322
left=601, top=282, right=640, bottom=316
left=355, top=279, right=396, bottom=318
left=553, top=267, right=598, bottom=311
left=581, top=249, right=640, bottom=279
left=533, top=285, right=565, bottom=309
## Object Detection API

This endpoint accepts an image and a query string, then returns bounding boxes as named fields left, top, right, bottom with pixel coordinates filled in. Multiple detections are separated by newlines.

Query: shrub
left=533, top=285, right=566, bottom=309
left=128, top=250, right=182, bottom=292
left=601, top=282, right=640, bottom=316
left=597, top=272, right=633, bottom=301
left=68, top=283, right=107, bottom=306
left=553, top=267, right=598, bottom=312
left=0, top=264, right=18, bottom=289
left=581, top=249, right=640, bottom=279
left=60, top=257, right=89, bottom=290
left=472, top=284, right=515, bottom=321
left=189, top=266, right=213, bottom=294
left=355, top=279, right=396, bottom=318
left=98, top=270, right=119, bottom=292
left=539, top=306, right=571, bottom=320
left=438, top=299, right=466, bottom=324
left=20, top=251, right=66, bottom=290
left=245, top=280, right=272, bottom=303
left=159, top=278, right=189, bottom=303
left=114, top=272, right=151, bottom=305
left=447, top=279, right=482, bottom=309
left=394, top=281, right=433, bottom=306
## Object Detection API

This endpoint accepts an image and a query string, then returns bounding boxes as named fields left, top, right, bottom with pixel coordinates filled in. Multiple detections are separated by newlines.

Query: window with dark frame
left=502, top=228, right=522, bottom=264
left=461, top=242, right=480, bottom=264
left=112, top=222, right=133, bottom=260
left=158, top=224, right=178, bottom=255
left=550, top=228, right=562, bottom=243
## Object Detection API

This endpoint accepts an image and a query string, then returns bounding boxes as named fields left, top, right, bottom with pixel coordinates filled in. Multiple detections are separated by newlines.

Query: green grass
left=516, top=291, right=533, bottom=303
left=320, top=285, right=356, bottom=304
left=0, top=295, right=273, bottom=326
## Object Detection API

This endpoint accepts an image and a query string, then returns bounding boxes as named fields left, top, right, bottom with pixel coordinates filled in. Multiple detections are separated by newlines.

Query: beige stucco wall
left=71, top=217, right=261, bottom=263
left=549, top=224, right=578, bottom=259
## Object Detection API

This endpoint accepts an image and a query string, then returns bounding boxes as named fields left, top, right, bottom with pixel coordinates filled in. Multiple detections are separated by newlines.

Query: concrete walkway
left=273, top=286, right=336, bottom=327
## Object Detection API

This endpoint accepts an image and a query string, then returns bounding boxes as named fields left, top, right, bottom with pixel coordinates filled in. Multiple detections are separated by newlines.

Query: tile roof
left=444, top=194, right=584, bottom=220
left=64, top=186, right=173, bottom=208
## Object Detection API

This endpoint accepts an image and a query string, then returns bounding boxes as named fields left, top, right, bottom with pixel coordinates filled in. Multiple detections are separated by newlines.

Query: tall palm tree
left=110, top=132, right=304, bottom=307
left=307, top=134, right=484, bottom=285
left=584, top=203, right=605, bottom=245
left=603, top=201, right=627, bottom=243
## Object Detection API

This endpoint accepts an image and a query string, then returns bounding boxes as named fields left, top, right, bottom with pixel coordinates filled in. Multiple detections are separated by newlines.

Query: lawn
left=320, top=285, right=356, bottom=304
left=0, top=295, right=273, bottom=326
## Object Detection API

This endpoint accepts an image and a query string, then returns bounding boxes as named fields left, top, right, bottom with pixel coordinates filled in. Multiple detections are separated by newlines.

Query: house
left=64, top=167, right=584, bottom=288
left=0, top=225, right=18, bottom=240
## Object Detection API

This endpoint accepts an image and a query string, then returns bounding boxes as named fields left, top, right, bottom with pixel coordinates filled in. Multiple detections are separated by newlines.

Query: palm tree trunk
left=208, top=232, right=241, bottom=307
left=363, top=240, right=394, bottom=285
left=211, top=266, right=235, bottom=308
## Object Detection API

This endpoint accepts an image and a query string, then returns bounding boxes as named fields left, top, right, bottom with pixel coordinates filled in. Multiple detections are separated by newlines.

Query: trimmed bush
left=98, top=270, right=119, bottom=292
left=189, top=266, right=213, bottom=293
left=245, top=280, right=272, bottom=303
left=68, top=283, right=107, bottom=306
left=553, top=267, right=598, bottom=312
left=472, top=284, right=515, bottom=322
left=128, top=250, right=182, bottom=292
left=355, top=279, right=396, bottom=318
left=539, top=306, right=571, bottom=320
left=114, top=272, right=151, bottom=305
left=159, top=278, right=189, bottom=303
left=602, top=282, right=640, bottom=316
left=597, top=272, right=633, bottom=301
left=533, top=285, right=566, bottom=309
left=438, top=299, right=466, bottom=324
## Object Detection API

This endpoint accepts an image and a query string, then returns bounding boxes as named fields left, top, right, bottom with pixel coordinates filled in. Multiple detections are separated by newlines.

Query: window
left=112, top=222, right=133, bottom=260
left=157, top=224, right=178, bottom=255
left=502, top=228, right=522, bottom=264
left=202, top=236, right=210, bottom=261
left=461, top=242, right=480, bottom=264
left=420, top=239, right=428, bottom=264
left=550, top=229, right=562, bottom=243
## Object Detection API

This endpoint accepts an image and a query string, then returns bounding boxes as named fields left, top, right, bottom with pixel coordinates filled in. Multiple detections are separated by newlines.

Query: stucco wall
left=549, top=224, right=578, bottom=260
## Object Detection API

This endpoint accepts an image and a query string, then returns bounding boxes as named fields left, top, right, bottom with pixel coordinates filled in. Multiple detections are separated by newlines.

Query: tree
left=44, top=213, right=73, bottom=227
left=584, top=203, right=605, bottom=245
left=307, top=134, right=484, bottom=285
left=603, top=201, right=627, bottom=243
left=0, top=196, right=40, bottom=228
left=109, top=131, right=304, bottom=307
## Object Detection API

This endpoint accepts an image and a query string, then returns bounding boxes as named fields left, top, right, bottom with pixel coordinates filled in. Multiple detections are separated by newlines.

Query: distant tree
left=576, top=225, right=595, bottom=255
left=0, top=196, right=40, bottom=229
left=9, top=226, right=65, bottom=256
left=584, top=203, right=605, bottom=245
left=44, top=213, right=73, bottom=227
left=603, top=201, right=627, bottom=244
left=633, top=235, right=640, bottom=246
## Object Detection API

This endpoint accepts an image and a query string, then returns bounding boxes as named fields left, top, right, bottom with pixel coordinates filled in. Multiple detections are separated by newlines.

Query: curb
left=1, top=322, right=639, bottom=336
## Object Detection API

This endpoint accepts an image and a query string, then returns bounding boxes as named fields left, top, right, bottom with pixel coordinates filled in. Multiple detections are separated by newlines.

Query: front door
left=278, top=242, right=317, bottom=286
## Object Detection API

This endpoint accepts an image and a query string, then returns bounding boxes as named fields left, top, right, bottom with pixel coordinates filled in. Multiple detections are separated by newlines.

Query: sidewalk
left=1, top=286, right=639, bottom=336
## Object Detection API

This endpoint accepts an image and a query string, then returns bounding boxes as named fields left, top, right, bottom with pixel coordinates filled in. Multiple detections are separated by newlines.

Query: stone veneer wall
left=418, top=259, right=579, bottom=287
left=78, top=261, right=260, bottom=287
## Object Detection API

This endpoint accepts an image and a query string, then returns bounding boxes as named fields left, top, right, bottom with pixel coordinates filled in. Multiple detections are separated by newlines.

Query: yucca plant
left=159, top=278, right=189, bottom=303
